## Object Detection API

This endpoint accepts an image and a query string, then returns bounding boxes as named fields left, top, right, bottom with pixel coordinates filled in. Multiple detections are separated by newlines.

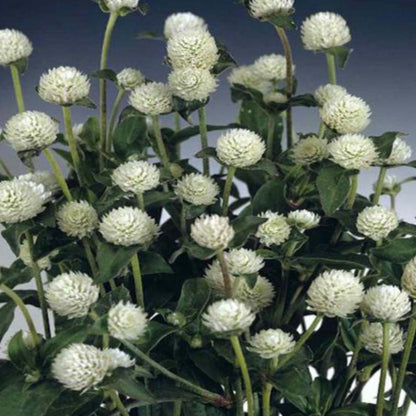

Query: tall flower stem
left=137, top=192, right=145, bottom=211
left=262, top=357, right=278, bottom=416
left=266, top=115, right=276, bottom=160
left=82, top=238, right=99, bottom=278
left=131, top=253, right=144, bottom=309
left=151, top=115, right=170, bottom=171
left=376, top=322, right=391, bottom=416
left=216, top=249, right=232, bottom=298
left=326, top=53, right=337, bottom=85
left=346, top=173, right=359, bottom=209
left=107, top=89, right=125, bottom=151
left=108, top=390, right=129, bottom=416
left=43, top=148, right=73, bottom=201
left=10, top=65, right=25, bottom=112
left=198, top=107, right=210, bottom=176
left=222, top=166, right=236, bottom=216
left=373, top=167, right=387, bottom=205
left=234, top=378, right=244, bottom=416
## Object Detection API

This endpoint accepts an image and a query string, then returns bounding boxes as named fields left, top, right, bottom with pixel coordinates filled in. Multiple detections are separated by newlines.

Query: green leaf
left=184, top=241, right=216, bottom=260
left=296, top=253, right=371, bottom=270
left=230, top=215, right=267, bottom=247
left=172, top=96, right=207, bottom=122
left=78, top=117, right=100, bottom=151
left=327, top=46, right=353, bottom=69
left=371, top=238, right=416, bottom=263
left=0, top=303, right=15, bottom=343
left=212, top=40, right=236, bottom=75
left=7, top=330, right=37, bottom=372
left=176, top=278, right=211, bottom=321
left=2, top=221, right=34, bottom=255
left=136, top=30, right=164, bottom=40
left=33, top=228, right=73, bottom=261
left=370, top=132, right=403, bottom=159
left=11, top=57, right=29, bottom=74
left=138, top=321, right=177, bottom=353
left=140, top=251, right=173, bottom=275
left=113, top=115, right=148, bottom=160
left=90, top=69, right=117, bottom=82
left=267, top=13, right=296, bottom=30
left=189, top=349, right=233, bottom=384
left=45, top=390, right=103, bottom=416
left=328, top=403, right=376, bottom=416
left=74, top=96, right=96, bottom=109
left=170, top=124, right=239, bottom=146
left=0, top=260, right=33, bottom=289
left=252, top=179, right=288, bottom=215
left=290, top=94, right=318, bottom=108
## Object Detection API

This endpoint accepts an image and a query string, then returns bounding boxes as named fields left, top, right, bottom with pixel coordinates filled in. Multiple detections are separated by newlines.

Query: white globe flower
left=19, top=238, right=52, bottom=270
left=360, top=322, right=404, bottom=356
left=301, top=12, right=351, bottom=51
left=402, top=256, right=416, bottom=298
left=38, top=66, right=91, bottom=106
left=164, top=12, right=207, bottom=39
left=202, top=299, right=256, bottom=335
left=108, top=301, right=147, bottom=341
left=0, top=29, right=33, bottom=66
left=116, top=68, right=145, bottom=90
left=52, top=343, right=110, bottom=391
left=175, top=173, right=219, bottom=206
left=103, top=0, right=138, bottom=12
left=378, top=138, right=412, bottom=166
left=112, top=160, right=160, bottom=195
left=263, top=92, right=288, bottom=105
left=99, top=206, right=159, bottom=247
left=129, top=82, right=173, bottom=116
left=4, top=111, right=59, bottom=152
left=204, top=261, right=236, bottom=297
left=361, top=285, right=411, bottom=322
left=191, top=214, right=235, bottom=250
left=256, top=211, right=291, bottom=247
left=356, top=205, right=398, bottom=242
left=228, top=65, right=272, bottom=94
left=253, top=54, right=294, bottom=82
left=46, top=272, right=100, bottom=319
left=248, top=329, right=295, bottom=359
left=57, top=201, right=99, bottom=239
left=249, top=0, right=294, bottom=20
left=328, top=134, right=378, bottom=170
left=104, top=348, right=135, bottom=372
left=315, top=84, right=348, bottom=107
left=307, top=270, right=364, bottom=318
left=225, top=248, right=265, bottom=275
left=235, top=275, right=275, bottom=312
left=291, top=136, right=329, bottom=165
left=287, top=210, right=321, bottom=231
left=16, top=171, right=60, bottom=195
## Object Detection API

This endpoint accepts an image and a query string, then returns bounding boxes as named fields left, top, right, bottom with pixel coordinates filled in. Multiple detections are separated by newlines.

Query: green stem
left=137, top=192, right=145, bottom=211
left=376, top=322, right=391, bottom=416
left=222, top=165, right=236, bottom=216
left=234, top=377, right=244, bottom=416
left=89, top=311, right=110, bottom=348
left=216, top=250, right=232, bottom=298
left=107, top=89, right=126, bottom=151
left=174, top=112, right=181, bottom=132
left=390, top=194, right=396, bottom=211
left=198, top=107, right=210, bottom=176
left=402, top=395, right=411, bottom=415
left=266, top=115, right=276, bottom=160
left=262, top=358, right=278, bottom=416
left=108, top=390, right=129, bottom=416
left=0, top=159, right=12, bottom=178
left=373, top=167, right=387, bottom=205
left=82, top=238, right=99, bottom=277
left=151, top=115, right=170, bottom=171
left=173, top=401, right=182, bottom=416
left=326, top=53, right=337, bottom=85
left=346, top=174, right=359, bottom=209
left=43, top=148, right=73, bottom=201
left=131, top=253, right=144, bottom=309
left=10, top=65, right=25, bottom=112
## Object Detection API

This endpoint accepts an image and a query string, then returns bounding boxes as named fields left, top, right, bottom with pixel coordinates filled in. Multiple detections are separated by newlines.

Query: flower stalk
left=43, top=148, right=73, bottom=201
left=326, top=53, right=337, bottom=85
left=376, top=322, right=391, bottom=416
left=222, top=166, right=236, bottom=216
left=10, top=65, right=25, bottom=113
left=373, top=167, right=388, bottom=205
left=198, top=106, right=210, bottom=176
left=151, top=115, right=171, bottom=171
left=107, top=89, right=126, bottom=151
left=131, top=253, right=144, bottom=309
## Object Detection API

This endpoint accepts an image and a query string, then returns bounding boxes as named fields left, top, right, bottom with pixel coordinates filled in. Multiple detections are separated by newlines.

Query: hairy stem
left=137, top=192, right=145, bottom=211
left=266, top=115, right=276, bottom=160
left=82, top=238, right=99, bottom=277
left=262, top=357, right=278, bottom=416
left=326, top=53, right=337, bottom=85
left=376, top=322, right=391, bottom=416
left=43, top=148, right=73, bottom=201
left=346, top=173, right=359, bottom=209
left=216, top=249, right=232, bottom=298
left=107, top=89, right=125, bottom=151
left=131, top=253, right=144, bottom=309
left=222, top=165, right=236, bottom=216
left=198, top=106, right=210, bottom=175
left=373, top=166, right=387, bottom=205
left=108, top=390, right=129, bottom=416
left=10, top=65, right=25, bottom=112
left=151, top=115, right=170, bottom=171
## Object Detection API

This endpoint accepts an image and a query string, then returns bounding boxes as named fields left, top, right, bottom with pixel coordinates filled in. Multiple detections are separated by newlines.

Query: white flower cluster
left=287, top=210, right=321, bottom=231
left=164, top=12, right=207, bottom=39
left=0, top=29, right=33, bottom=66
left=108, top=301, right=147, bottom=341
left=103, top=0, right=138, bottom=12
left=402, top=256, right=416, bottom=298
left=360, top=322, right=404, bottom=355
left=249, top=0, right=294, bottom=20
left=129, top=82, right=173, bottom=116
left=356, top=205, right=398, bottom=241
left=116, top=68, right=145, bottom=90
left=248, top=329, right=295, bottom=359
left=16, top=171, right=60, bottom=195
left=253, top=54, right=292, bottom=83
left=19, top=237, right=53, bottom=270
left=256, top=211, right=291, bottom=247
left=291, top=136, right=328, bottom=165
left=228, top=65, right=271, bottom=94
left=191, top=214, right=234, bottom=250
left=378, top=137, right=412, bottom=166
left=175, top=173, right=219, bottom=206
left=315, top=84, right=348, bottom=107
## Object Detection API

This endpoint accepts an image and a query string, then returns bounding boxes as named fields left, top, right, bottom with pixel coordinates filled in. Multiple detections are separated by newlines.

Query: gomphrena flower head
left=306, top=269, right=364, bottom=318
left=164, top=12, right=207, bottom=39
left=235, top=275, right=275, bottom=312
left=0, top=29, right=32, bottom=66
left=225, top=248, right=265, bottom=275
left=202, top=299, right=256, bottom=335
left=129, top=82, right=173, bottom=116
left=108, top=301, right=147, bottom=341
left=291, top=136, right=329, bottom=165
left=356, top=205, right=398, bottom=242
left=287, top=210, right=321, bottom=231
left=301, top=12, right=351, bottom=51
left=320, top=94, right=371, bottom=134
left=249, top=0, right=294, bottom=20
left=378, top=138, right=412, bottom=166
left=0, top=180, right=50, bottom=224
left=99, top=206, right=159, bottom=247
left=102, top=0, right=138, bottom=12
left=191, top=214, right=234, bottom=250
left=315, top=84, right=348, bottom=107
left=217, top=128, right=265, bottom=168
left=360, top=322, right=404, bottom=355
left=228, top=65, right=271, bottom=94
left=4, top=111, right=59, bottom=152
left=328, top=134, right=378, bottom=170
left=256, top=211, right=291, bottom=247
left=16, top=171, right=60, bottom=195
left=46, top=272, right=99, bottom=319
left=175, top=173, right=219, bottom=206
left=116, top=68, right=145, bottom=90
left=248, top=329, right=295, bottom=359
left=38, top=66, right=91, bottom=106
left=104, top=348, right=135, bottom=372
left=361, top=284, right=411, bottom=322
left=19, top=237, right=52, bottom=270
left=402, top=256, right=416, bottom=298
left=168, top=68, right=217, bottom=102
left=112, top=160, right=160, bottom=195
left=253, top=54, right=293, bottom=82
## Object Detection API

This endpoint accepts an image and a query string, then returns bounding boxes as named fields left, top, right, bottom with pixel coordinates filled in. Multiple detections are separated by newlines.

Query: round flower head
left=0, top=29, right=33, bottom=66
left=38, top=66, right=91, bottom=106
left=108, top=301, right=147, bottom=341
left=16, top=171, right=60, bottom=195
left=315, top=84, right=348, bottom=107
left=169, top=68, right=217, bottom=102
left=4, top=111, right=59, bottom=152
left=287, top=210, right=321, bottom=231
left=356, top=205, right=398, bottom=242
left=167, top=29, right=219, bottom=70
left=361, top=285, right=411, bottom=322
left=103, top=0, right=138, bottom=12
left=191, top=214, right=234, bottom=250
left=291, top=136, right=329, bottom=165
left=52, top=343, right=109, bottom=391
left=379, top=138, right=412, bottom=166
left=328, top=134, right=378, bottom=170
left=360, top=322, right=404, bottom=355
left=202, top=299, right=256, bottom=335
left=99, top=206, right=159, bottom=247
left=264, top=92, right=288, bottom=105
left=307, top=269, right=364, bottom=318
left=402, top=256, right=416, bottom=298
left=0, top=180, right=50, bottom=224
left=225, top=248, right=265, bottom=275
left=164, top=12, right=207, bottom=39
left=129, top=82, right=172, bottom=116
left=320, top=95, right=371, bottom=134
left=228, top=65, right=271, bottom=94
left=235, top=275, right=275, bottom=312
left=112, top=160, right=160, bottom=195
left=175, top=173, right=219, bottom=206
left=301, top=12, right=351, bottom=51
left=249, top=0, right=294, bottom=20
left=116, top=68, right=145, bottom=90
left=217, top=128, right=265, bottom=168
left=20, top=238, right=52, bottom=270
left=256, top=211, right=291, bottom=247
left=248, top=329, right=295, bottom=359
left=104, top=349, right=135, bottom=372
left=253, top=54, right=293, bottom=82
left=46, top=272, right=100, bottom=319
left=56, top=201, right=99, bottom=239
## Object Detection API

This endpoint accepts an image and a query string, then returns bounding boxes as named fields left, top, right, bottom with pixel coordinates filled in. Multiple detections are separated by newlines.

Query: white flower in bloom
left=129, top=82, right=173, bottom=116
left=16, top=171, right=60, bottom=195
left=103, top=0, right=138, bottom=12
left=225, top=248, right=265, bottom=275
left=315, top=84, right=348, bottom=107
left=249, top=0, right=294, bottom=20
left=46, top=272, right=99, bottom=319
left=191, top=214, right=234, bottom=250
left=0, top=180, right=50, bottom=224
left=362, top=285, right=411, bottom=322
left=253, top=54, right=293, bottom=82
left=217, top=128, right=265, bottom=168
left=379, top=138, right=412, bottom=166
left=99, top=206, right=159, bottom=247
left=167, top=29, right=219, bottom=70
left=263, top=92, right=288, bottom=105
left=307, top=270, right=364, bottom=318
left=0, top=29, right=32, bottom=66
left=256, top=211, right=291, bottom=247
left=320, top=95, right=371, bottom=134
left=108, top=301, right=147, bottom=341
left=235, top=275, right=275, bottom=312
left=164, top=12, right=207, bottom=39
left=301, top=12, right=351, bottom=51
left=52, top=343, right=109, bottom=391
left=402, top=256, right=416, bottom=298
left=104, top=349, right=135, bottom=372
left=175, top=173, right=219, bottom=206
left=360, top=323, right=404, bottom=355
left=19, top=238, right=52, bottom=270
left=116, top=68, right=145, bottom=90
left=248, top=329, right=295, bottom=359
left=112, top=160, right=160, bottom=195
left=356, top=205, right=398, bottom=241
left=38, top=66, right=91, bottom=106
left=287, top=210, right=321, bottom=231
left=202, top=299, right=256, bottom=335
left=57, top=201, right=99, bottom=239
left=228, top=65, right=272, bottom=94
left=4, top=111, right=59, bottom=152
left=204, top=261, right=236, bottom=297
left=169, top=68, right=217, bottom=102
left=291, top=136, right=329, bottom=165
left=328, top=134, right=378, bottom=170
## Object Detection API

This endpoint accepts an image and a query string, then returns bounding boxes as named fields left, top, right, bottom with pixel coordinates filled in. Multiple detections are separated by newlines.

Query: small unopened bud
left=167, top=312, right=186, bottom=327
